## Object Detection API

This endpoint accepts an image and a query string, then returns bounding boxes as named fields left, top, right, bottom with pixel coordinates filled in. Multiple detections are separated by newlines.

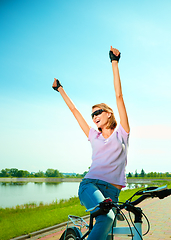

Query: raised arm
left=52, top=78, right=90, bottom=137
left=110, top=46, right=130, bottom=133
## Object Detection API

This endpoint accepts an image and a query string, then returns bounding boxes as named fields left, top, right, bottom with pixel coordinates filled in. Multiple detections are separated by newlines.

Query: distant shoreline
left=0, top=177, right=170, bottom=183
left=0, top=177, right=82, bottom=182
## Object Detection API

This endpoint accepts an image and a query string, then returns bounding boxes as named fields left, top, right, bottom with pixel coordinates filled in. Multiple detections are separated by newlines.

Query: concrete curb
left=11, top=216, right=89, bottom=240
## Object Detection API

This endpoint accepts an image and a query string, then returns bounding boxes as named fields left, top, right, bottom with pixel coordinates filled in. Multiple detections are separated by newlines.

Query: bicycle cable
left=111, top=203, right=134, bottom=240
left=128, top=190, right=151, bottom=237
left=142, top=211, right=150, bottom=236
left=128, top=207, right=150, bottom=239
left=128, top=211, right=143, bottom=240
left=127, top=187, right=148, bottom=202
left=117, top=198, right=149, bottom=240
left=111, top=210, right=133, bottom=240
left=120, top=210, right=134, bottom=240
left=111, top=213, right=117, bottom=240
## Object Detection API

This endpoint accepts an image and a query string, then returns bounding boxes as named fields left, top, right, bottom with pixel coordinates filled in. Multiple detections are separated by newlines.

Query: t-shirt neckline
left=100, top=129, right=115, bottom=140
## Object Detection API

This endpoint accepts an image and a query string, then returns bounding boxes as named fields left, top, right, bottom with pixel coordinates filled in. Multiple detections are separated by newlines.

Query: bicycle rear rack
left=68, top=215, right=89, bottom=229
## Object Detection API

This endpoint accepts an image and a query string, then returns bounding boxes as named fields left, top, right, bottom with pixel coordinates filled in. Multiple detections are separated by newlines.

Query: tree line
left=1, top=168, right=170, bottom=178
left=127, top=169, right=171, bottom=178
left=0, top=168, right=88, bottom=178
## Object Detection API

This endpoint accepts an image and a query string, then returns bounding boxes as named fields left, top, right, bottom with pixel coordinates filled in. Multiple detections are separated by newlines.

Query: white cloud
left=131, top=125, right=171, bottom=139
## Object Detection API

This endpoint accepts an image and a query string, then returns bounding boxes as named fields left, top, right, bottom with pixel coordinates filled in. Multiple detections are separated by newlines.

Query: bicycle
left=59, top=185, right=171, bottom=240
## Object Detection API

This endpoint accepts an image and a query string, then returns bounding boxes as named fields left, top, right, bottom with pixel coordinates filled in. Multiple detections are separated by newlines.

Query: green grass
left=0, top=197, right=87, bottom=240
left=1, top=182, right=170, bottom=240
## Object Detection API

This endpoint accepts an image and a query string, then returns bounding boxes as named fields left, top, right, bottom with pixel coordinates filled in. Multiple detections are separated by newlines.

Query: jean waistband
left=82, top=178, right=118, bottom=190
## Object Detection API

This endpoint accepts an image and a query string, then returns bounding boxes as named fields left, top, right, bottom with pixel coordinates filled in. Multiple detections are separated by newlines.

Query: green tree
left=24, top=170, right=31, bottom=177
left=134, top=170, right=138, bottom=177
left=16, top=170, right=30, bottom=177
left=82, top=171, right=88, bottom=177
left=45, top=169, right=54, bottom=177
left=128, top=172, right=132, bottom=177
left=54, top=169, right=63, bottom=177
left=165, top=172, right=171, bottom=177
left=16, top=170, right=25, bottom=177
left=45, top=169, right=63, bottom=177
left=140, top=169, right=145, bottom=177
left=9, top=168, right=18, bottom=177
left=76, top=173, right=82, bottom=178
left=0, top=168, right=10, bottom=177
left=35, top=171, right=45, bottom=177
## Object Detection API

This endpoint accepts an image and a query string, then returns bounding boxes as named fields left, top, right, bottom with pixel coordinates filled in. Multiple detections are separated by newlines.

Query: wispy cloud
left=131, top=125, right=171, bottom=139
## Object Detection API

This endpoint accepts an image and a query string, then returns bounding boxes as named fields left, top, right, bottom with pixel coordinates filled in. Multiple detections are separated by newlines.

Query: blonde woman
left=52, top=46, right=130, bottom=240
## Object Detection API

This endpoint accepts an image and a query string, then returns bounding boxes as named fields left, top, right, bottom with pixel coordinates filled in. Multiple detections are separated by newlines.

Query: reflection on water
left=0, top=181, right=62, bottom=186
left=34, top=182, right=43, bottom=185
left=126, top=183, right=148, bottom=189
left=45, top=182, right=61, bottom=185
left=1, top=182, right=28, bottom=186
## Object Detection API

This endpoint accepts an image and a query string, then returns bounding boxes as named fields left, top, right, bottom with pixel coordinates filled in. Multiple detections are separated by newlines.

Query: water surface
left=0, top=181, right=150, bottom=208
left=0, top=182, right=79, bottom=208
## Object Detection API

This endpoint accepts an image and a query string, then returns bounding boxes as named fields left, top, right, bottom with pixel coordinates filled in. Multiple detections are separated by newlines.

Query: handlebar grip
left=155, top=189, right=171, bottom=199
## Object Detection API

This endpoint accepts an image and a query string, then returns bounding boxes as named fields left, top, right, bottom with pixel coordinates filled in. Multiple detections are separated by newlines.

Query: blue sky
left=0, top=0, right=171, bottom=175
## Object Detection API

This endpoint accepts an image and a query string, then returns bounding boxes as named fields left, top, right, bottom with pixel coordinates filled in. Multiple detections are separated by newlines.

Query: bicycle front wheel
left=59, top=227, right=81, bottom=240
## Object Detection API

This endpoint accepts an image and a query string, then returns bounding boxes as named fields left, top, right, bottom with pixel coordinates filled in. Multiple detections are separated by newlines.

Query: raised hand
left=52, top=78, right=63, bottom=92
left=109, top=46, right=121, bottom=62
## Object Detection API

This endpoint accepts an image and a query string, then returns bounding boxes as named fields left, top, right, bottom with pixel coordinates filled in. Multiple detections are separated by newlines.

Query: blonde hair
left=92, top=103, right=117, bottom=132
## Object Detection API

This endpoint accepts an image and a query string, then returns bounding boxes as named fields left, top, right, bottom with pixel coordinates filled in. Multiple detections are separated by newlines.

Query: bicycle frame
left=67, top=210, right=143, bottom=240
left=60, top=185, right=171, bottom=240
left=109, top=224, right=142, bottom=240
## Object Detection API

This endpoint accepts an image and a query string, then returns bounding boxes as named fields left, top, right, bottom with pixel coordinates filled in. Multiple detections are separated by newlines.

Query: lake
left=0, top=181, right=149, bottom=209
left=0, top=182, right=80, bottom=208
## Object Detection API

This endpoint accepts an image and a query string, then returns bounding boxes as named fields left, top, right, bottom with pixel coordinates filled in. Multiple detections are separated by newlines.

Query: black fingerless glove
left=52, top=79, right=63, bottom=92
left=109, top=51, right=121, bottom=62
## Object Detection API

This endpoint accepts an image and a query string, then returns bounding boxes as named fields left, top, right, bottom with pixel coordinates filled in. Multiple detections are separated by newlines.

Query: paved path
left=30, top=196, right=171, bottom=240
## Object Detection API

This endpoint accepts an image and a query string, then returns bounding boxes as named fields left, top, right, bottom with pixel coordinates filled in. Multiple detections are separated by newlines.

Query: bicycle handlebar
left=86, top=204, right=100, bottom=212
left=135, top=185, right=167, bottom=195
left=86, top=185, right=171, bottom=213
left=130, top=185, right=171, bottom=206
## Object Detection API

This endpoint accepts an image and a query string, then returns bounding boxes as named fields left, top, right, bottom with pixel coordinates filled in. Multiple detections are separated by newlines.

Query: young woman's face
left=92, top=107, right=111, bottom=129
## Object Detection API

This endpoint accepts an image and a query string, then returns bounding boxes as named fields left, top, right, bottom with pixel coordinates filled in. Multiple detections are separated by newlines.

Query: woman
left=52, top=46, right=130, bottom=240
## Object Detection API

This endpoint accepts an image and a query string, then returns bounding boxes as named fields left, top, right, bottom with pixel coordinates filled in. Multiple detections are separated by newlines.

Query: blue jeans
left=78, top=178, right=121, bottom=240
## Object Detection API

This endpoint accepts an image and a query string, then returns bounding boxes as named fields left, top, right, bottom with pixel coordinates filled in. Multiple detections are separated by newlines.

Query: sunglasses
left=91, top=109, right=105, bottom=119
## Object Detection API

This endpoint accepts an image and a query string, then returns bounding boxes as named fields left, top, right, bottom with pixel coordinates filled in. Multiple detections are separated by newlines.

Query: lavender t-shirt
left=84, top=124, right=129, bottom=187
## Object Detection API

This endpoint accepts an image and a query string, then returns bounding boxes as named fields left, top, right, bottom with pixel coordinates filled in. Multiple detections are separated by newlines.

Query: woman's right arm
left=52, top=78, right=90, bottom=138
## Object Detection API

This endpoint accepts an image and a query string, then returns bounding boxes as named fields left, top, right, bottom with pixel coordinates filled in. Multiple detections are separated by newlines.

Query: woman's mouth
left=96, top=119, right=100, bottom=124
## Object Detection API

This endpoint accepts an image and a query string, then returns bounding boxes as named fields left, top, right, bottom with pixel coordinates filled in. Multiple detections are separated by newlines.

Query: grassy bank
left=1, top=182, right=170, bottom=240
left=0, top=197, right=86, bottom=240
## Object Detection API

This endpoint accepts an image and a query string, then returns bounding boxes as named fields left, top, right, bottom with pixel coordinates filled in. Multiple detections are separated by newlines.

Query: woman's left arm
left=110, top=46, right=130, bottom=133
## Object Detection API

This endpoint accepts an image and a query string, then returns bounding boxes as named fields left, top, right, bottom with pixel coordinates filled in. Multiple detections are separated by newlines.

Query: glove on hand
left=52, top=79, right=63, bottom=92
left=109, top=51, right=121, bottom=62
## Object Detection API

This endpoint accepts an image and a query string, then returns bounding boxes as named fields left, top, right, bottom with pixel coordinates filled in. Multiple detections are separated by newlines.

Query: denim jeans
left=78, top=178, right=121, bottom=240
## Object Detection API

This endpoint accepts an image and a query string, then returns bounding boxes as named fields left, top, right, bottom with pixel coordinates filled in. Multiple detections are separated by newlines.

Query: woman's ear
left=107, top=113, right=111, bottom=118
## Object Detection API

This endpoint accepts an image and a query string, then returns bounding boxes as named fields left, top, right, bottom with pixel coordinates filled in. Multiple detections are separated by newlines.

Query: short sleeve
left=116, top=124, right=130, bottom=145
left=88, top=128, right=98, bottom=142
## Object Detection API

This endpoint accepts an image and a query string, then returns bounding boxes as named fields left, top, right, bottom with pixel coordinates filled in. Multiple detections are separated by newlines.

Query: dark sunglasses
left=91, top=109, right=105, bottom=119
